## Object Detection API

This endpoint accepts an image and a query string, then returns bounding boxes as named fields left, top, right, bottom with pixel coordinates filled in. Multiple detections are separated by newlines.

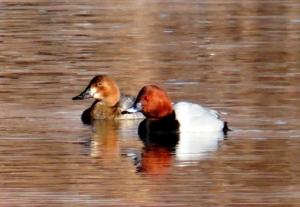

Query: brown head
left=125, top=85, right=173, bottom=119
left=72, top=75, right=120, bottom=107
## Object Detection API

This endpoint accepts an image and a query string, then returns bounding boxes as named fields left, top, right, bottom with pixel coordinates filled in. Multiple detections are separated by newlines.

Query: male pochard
left=125, top=85, right=229, bottom=133
left=72, top=75, right=144, bottom=122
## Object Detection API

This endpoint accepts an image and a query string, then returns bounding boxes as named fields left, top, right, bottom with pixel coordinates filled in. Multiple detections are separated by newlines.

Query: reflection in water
left=137, top=147, right=174, bottom=175
left=89, top=120, right=120, bottom=159
left=176, top=131, right=224, bottom=163
left=88, top=119, right=178, bottom=175
left=137, top=118, right=179, bottom=175
left=136, top=118, right=225, bottom=174
left=88, top=118, right=224, bottom=175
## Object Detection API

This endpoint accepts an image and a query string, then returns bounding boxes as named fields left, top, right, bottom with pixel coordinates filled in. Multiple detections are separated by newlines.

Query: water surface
left=0, top=0, right=300, bottom=206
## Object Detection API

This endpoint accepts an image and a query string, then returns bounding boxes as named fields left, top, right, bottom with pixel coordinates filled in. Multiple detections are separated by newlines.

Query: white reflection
left=136, top=119, right=226, bottom=173
left=176, top=131, right=224, bottom=163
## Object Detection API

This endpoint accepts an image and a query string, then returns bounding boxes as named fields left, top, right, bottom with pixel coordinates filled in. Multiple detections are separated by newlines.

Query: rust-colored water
left=0, top=0, right=299, bottom=206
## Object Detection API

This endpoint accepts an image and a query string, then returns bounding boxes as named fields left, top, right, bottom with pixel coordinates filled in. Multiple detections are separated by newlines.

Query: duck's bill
left=72, top=87, right=92, bottom=100
left=124, top=107, right=139, bottom=113
left=122, top=102, right=142, bottom=114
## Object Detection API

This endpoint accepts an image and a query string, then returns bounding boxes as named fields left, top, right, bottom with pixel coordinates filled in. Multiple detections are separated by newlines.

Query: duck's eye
left=97, top=82, right=102, bottom=87
left=143, top=95, right=149, bottom=101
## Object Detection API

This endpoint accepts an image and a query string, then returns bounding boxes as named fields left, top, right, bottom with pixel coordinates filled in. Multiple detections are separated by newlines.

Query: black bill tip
left=72, top=87, right=92, bottom=100
left=121, top=110, right=130, bottom=115
left=72, top=95, right=84, bottom=100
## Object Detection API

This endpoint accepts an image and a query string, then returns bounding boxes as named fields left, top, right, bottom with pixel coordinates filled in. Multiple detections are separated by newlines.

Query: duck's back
left=117, top=94, right=144, bottom=120
left=174, top=102, right=224, bottom=132
left=119, top=94, right=137, bottom=111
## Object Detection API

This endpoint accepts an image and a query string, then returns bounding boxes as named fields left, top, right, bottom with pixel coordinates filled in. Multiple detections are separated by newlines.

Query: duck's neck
left=148, top=110, right=179, bottom=131
left=103, top=95, right=120, bottom=107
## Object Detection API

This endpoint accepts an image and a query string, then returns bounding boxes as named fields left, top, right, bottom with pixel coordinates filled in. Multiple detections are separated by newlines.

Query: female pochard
left=72, top=75, right=144, bottom=123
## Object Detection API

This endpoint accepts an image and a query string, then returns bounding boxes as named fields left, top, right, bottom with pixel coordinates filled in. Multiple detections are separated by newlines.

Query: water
left=0, top=0, right=300, bottom=206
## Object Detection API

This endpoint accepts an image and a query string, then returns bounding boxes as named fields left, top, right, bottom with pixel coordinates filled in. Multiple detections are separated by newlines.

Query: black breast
left=137, top=111, right=180, bottom=149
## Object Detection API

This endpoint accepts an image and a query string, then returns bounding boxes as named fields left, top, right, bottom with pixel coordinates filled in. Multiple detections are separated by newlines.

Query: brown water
left=0, top=0, right=300, bottom=206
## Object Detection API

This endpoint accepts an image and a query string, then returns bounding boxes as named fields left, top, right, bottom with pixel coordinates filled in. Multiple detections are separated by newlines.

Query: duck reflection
left=86, top=119, right=143, bottom=164
left=136, top=119, right=179, bottom=174
left=136, top=118, right=225, bottom=174
left=88, top=120, right=120, bottom=160
left=175, top=130, right=224, bottom=163
left=83, top=118, right=225, bottom=175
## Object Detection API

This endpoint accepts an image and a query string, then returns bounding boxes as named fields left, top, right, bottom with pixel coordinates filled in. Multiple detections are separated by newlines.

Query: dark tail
left=223, top=122, right=231, bottom=135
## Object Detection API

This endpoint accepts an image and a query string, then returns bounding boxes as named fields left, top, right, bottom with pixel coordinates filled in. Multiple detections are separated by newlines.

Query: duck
left=72, top=75, right=144, bottom=123
left=123, top=85, right=229, bottom=133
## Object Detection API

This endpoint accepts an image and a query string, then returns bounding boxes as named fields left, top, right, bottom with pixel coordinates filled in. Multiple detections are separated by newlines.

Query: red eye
left=144, top=95, right=149, bottom=101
